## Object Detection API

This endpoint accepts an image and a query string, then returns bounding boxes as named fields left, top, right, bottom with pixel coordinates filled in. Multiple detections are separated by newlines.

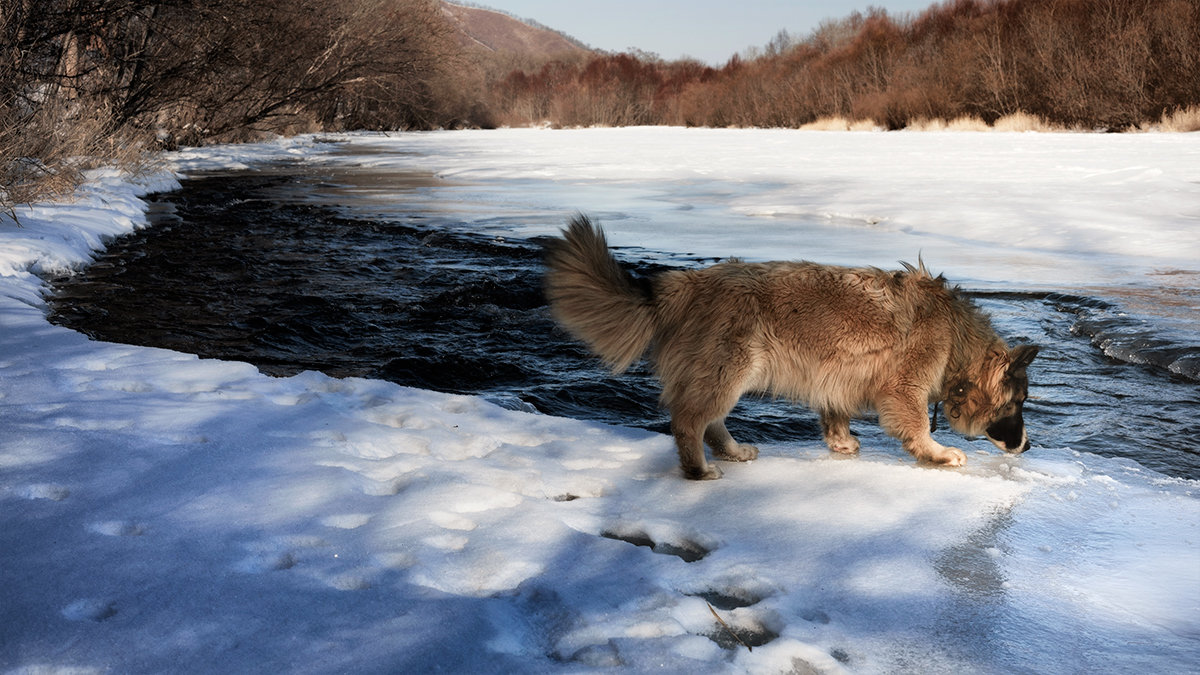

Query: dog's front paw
left=909, top=440, right=967, bottom=467
left=715, top=443, right=758, bottom=462
left=932, top=446, right=967, bottom=467
left=683, top=463, right=724, bottom=481
left=825, top=436, right=860, bottom=455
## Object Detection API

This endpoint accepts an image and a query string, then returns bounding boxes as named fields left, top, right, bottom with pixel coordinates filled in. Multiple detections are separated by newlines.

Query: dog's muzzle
left=986, top=413, right=1029, bottom=454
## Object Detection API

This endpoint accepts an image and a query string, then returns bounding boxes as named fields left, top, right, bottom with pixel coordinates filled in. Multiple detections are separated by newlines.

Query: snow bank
left=2, top=129, right=1197, bottom=673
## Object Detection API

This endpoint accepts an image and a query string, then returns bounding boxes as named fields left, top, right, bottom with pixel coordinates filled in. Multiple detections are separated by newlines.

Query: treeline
left=488, top=0, right=1200, bottom=131
left=1, top=0, right=483, bottom=209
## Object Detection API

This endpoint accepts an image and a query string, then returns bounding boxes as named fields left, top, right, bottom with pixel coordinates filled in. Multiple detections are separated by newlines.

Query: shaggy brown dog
left=544, top=215, right=1038, bottom=480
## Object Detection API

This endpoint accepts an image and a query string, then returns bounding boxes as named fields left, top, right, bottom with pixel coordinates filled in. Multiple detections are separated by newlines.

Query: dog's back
left=651, top=260, right=956, bottom=419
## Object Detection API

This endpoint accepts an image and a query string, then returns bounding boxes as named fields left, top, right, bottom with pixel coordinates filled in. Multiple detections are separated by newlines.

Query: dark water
left=46, top=168, right=1200, bottom=479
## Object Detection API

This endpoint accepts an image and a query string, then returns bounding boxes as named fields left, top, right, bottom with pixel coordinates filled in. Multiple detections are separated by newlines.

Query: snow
left=290, top=128, right=1200, bottom=289
left=2, top=128, right=1199, bottom=673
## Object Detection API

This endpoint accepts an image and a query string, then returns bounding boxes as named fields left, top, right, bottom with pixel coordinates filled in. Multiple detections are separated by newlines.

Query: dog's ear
left=1008, top=345, right=1039, bottom=373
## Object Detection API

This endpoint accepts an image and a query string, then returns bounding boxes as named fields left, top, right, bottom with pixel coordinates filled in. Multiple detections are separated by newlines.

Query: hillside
left=441, top=2, right=590, bottom=59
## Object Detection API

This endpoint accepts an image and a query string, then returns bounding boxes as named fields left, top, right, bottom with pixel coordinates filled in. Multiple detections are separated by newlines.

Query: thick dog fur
left=544, top=215, right=1039, bottom=480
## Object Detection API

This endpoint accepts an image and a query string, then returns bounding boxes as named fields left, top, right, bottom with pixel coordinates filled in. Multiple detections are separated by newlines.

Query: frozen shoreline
left=2, top=129, right=1198, bottom=673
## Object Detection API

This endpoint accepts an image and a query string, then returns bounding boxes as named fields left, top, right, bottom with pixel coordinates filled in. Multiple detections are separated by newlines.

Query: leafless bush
left=2, top=0, right=476, bottom=214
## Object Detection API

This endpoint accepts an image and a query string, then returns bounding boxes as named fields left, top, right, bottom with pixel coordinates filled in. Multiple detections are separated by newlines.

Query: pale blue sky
left=477, top=0, right=939, bottom=64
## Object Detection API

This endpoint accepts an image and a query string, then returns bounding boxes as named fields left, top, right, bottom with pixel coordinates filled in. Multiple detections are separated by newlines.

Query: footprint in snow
left=683, top=570, right=778, bottom=609
left=599, top=526, right=713, bottom=562
left=690, top=586, right=768, bottom=610
left=672, top=590, right=783, bottom=652
left=703, top=609, right=782, bottom=651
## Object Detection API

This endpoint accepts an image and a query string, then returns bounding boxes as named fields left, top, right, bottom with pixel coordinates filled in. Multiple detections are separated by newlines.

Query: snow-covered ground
left=1, top=128, right=1197, bottom=673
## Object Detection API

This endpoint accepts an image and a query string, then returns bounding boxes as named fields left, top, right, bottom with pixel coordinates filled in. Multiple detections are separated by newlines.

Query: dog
left=544, top=215, right=1038, bottom=480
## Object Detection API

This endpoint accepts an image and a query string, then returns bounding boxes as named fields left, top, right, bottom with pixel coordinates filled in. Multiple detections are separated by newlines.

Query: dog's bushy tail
left=544, top=215, right=655, bottom=373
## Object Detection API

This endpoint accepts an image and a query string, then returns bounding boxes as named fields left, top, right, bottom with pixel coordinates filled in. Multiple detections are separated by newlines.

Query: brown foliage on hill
left=493, top=53, right=717, bottom=127
left=489, top=0, right=1200, bottom=131
left=442, top=2, right=588, bottom=59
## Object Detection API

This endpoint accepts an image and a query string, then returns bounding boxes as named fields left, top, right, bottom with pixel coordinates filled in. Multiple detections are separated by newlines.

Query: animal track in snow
left=703, top=609, right=782, bottom=651
left=690, top=587, right=767, bottom=611
left=599, top=526, right=712, bottom=563
left=679, top=576, right=783, bottom=651
left=682, top=571, right=777, bottom=610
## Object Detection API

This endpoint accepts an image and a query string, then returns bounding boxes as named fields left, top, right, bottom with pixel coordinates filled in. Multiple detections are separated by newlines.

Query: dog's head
left=944, top=344, right=1039, bottom=453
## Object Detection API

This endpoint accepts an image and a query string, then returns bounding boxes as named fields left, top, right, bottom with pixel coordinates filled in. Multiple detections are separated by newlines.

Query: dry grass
left=799, top=116, right=850, bottom=131
left=1, top=99, right=157, bottom=218
left=902, top=111, right=1065, bottom=133
left=800, top=116, right=881, bottom=131
left=905, top=118, right=948, bottom=131
left=905, top=115, right=990, bottom=132
left=992, top=111, right=1057, bottom=132
left=947, top=115, right=990, bottom=131
left=1157, top=105, right=1200, bottom=132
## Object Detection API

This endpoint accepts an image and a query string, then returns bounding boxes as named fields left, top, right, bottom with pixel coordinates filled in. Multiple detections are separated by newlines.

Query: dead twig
left=707, top=602, right=752, bottom=652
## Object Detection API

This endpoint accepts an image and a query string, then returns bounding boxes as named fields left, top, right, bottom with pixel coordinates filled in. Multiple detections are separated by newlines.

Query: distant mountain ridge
left=441, top=2, right=591, bottom=58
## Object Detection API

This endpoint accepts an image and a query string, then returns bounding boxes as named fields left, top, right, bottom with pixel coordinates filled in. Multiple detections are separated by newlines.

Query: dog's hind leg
left=819, top=410, right=860, bottom=455
left=877, top=389, right=966, bottom=466
left=664, top=348, right=754, bottom=479
left=672, top=413, right=723, bottom=480
left=704, top=420, right=759, bottom=462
